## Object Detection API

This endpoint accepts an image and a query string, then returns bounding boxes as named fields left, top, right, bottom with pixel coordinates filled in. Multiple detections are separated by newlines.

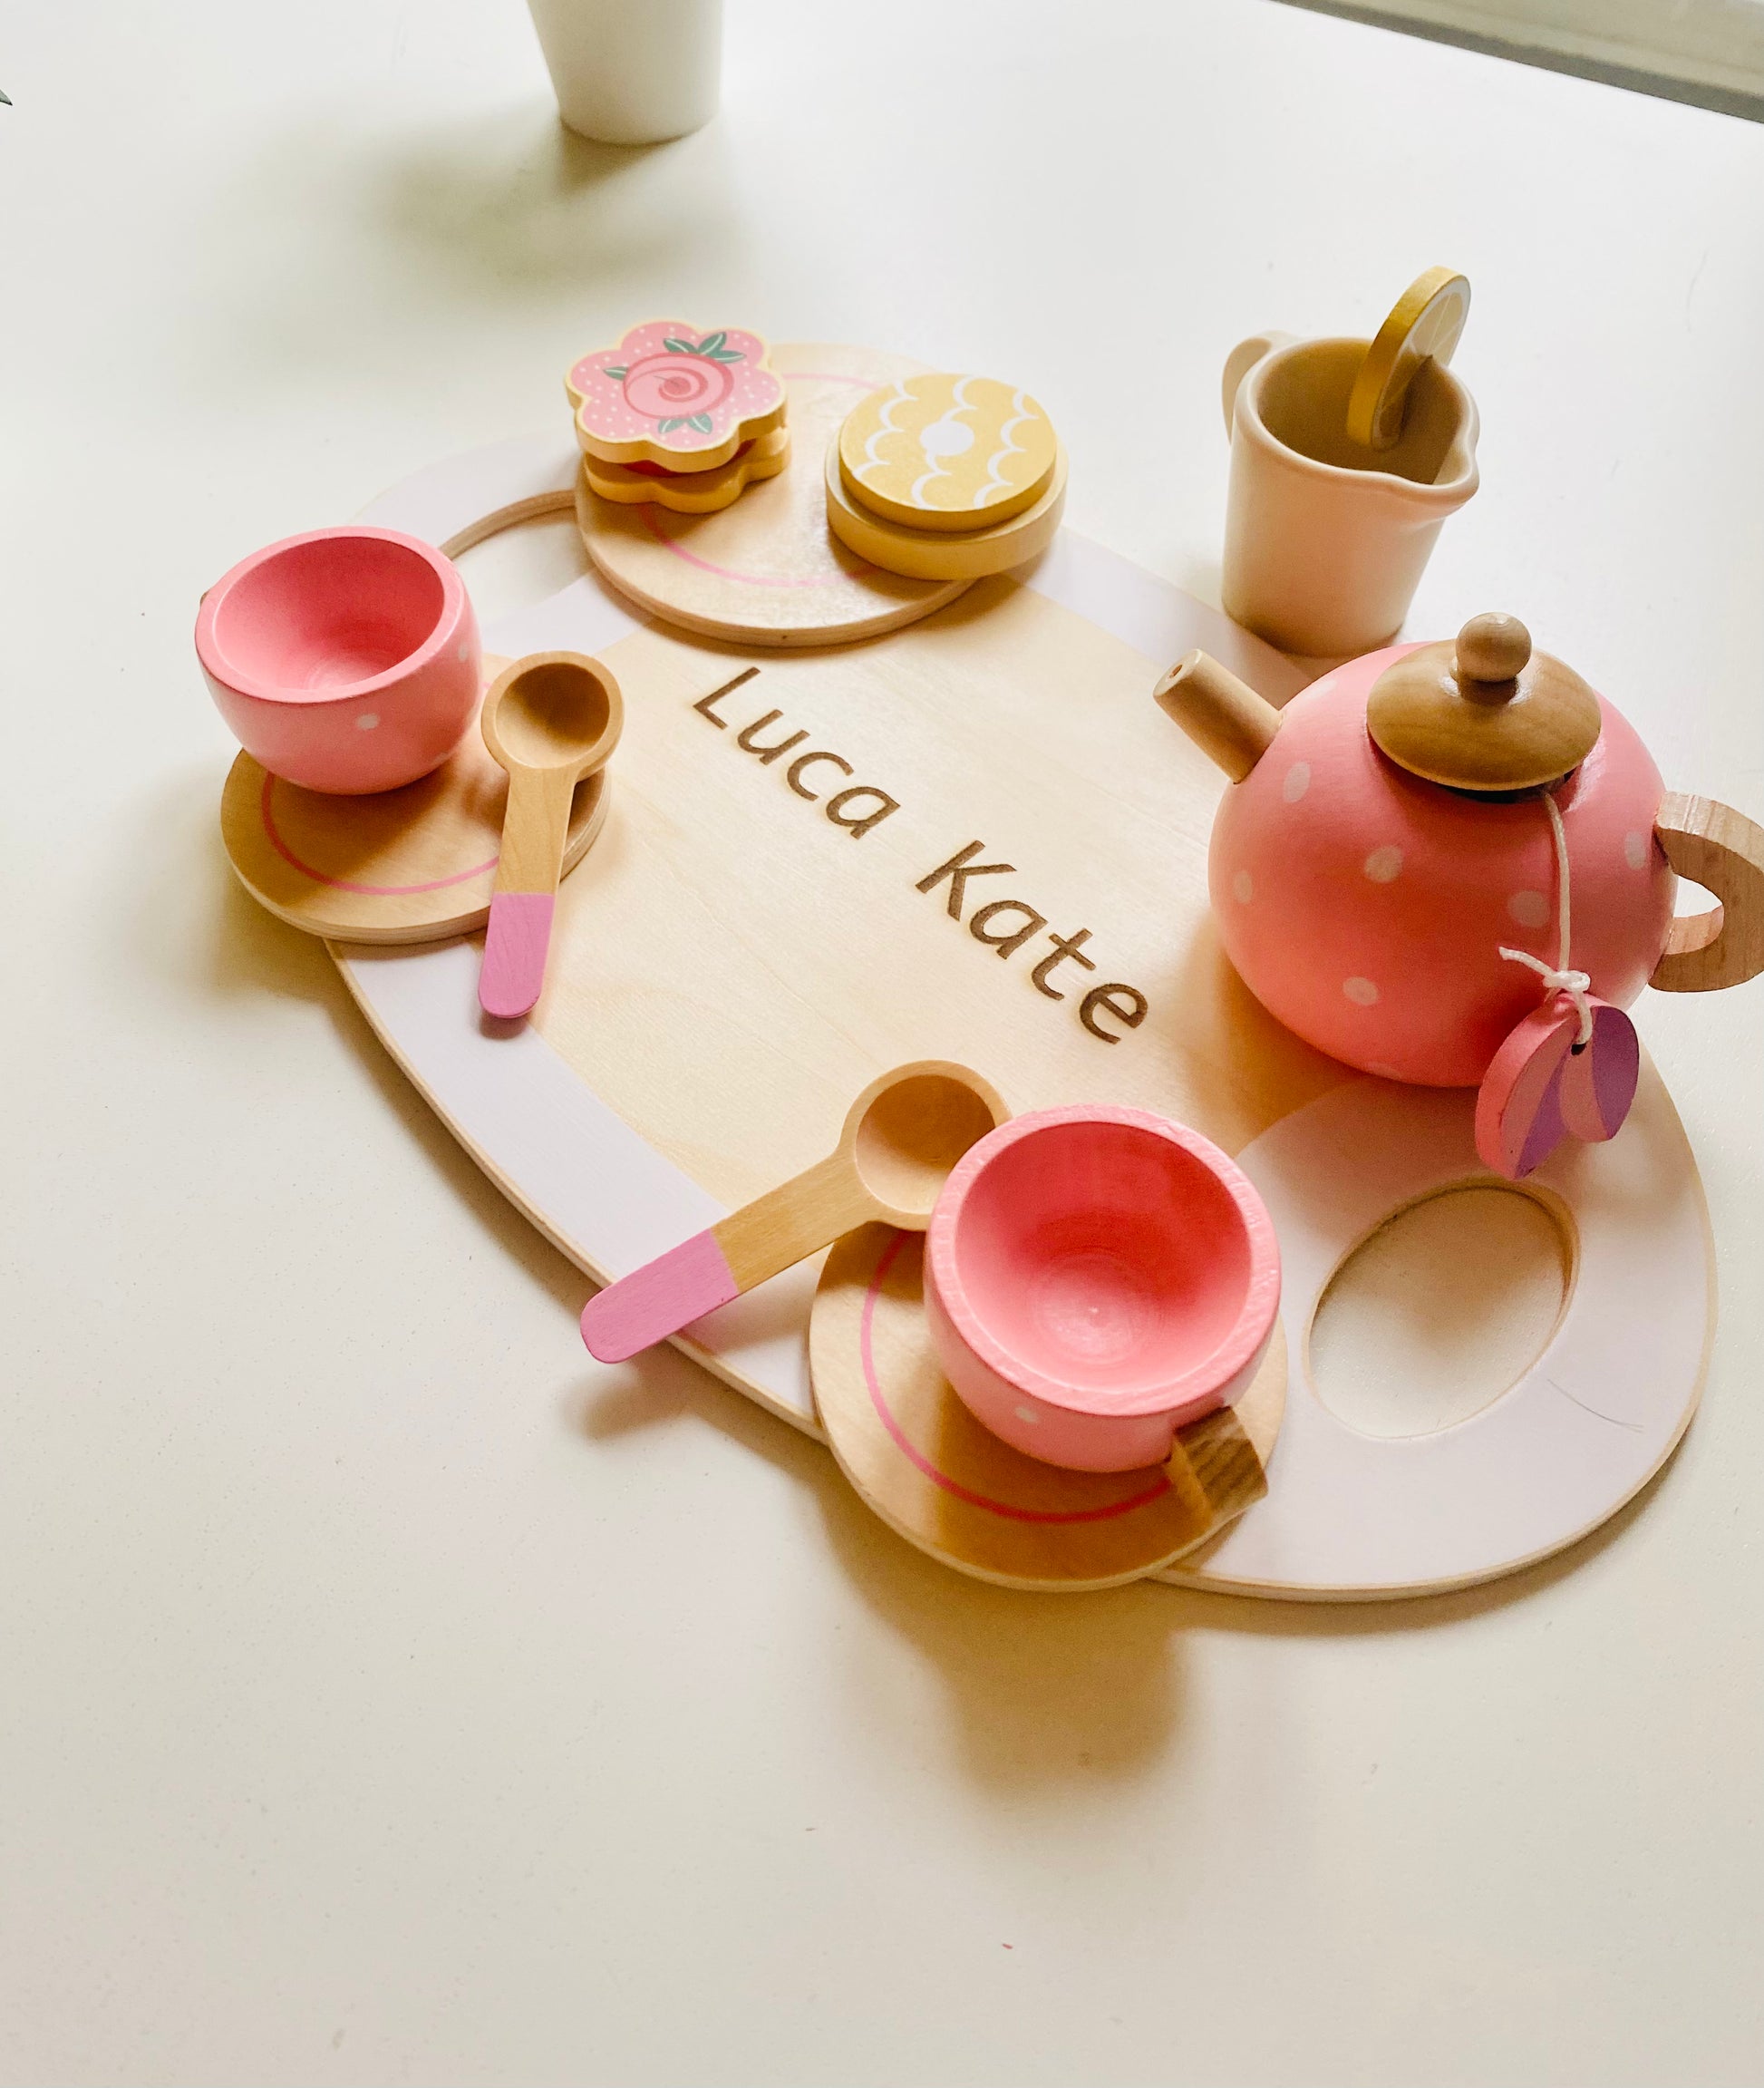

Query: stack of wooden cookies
left=566, top=321, right=790, bottom=514
left=824, top=372, right=1066, bottom=578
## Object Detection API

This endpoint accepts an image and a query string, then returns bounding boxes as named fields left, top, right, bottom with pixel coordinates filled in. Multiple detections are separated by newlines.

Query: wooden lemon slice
left=837, top=373, right=1059, bottom=532
left=1347, top=267, right=1471, bottom=452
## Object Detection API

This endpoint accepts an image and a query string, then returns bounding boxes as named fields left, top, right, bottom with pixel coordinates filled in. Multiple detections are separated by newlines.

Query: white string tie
left=1499, top=791, right=1594, bottom=1045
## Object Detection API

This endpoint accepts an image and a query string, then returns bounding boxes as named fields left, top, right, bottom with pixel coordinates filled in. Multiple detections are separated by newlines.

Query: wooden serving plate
left=331, top=424, right=1714, bottom=1599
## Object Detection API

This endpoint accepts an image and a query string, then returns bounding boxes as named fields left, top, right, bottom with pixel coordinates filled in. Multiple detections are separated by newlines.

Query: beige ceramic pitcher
left=1221, top=331, right=1478, bottom=659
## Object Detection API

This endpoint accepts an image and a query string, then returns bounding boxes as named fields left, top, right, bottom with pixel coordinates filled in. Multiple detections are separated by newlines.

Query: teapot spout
left=1153, top=651, right=1282, bottom=782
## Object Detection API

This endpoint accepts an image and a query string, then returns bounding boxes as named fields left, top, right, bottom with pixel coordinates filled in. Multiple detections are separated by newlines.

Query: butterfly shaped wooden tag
left=1475, top=994, right=1640, bottom=1179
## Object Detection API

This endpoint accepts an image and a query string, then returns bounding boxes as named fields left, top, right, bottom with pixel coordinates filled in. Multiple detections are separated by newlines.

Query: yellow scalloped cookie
left=825, top=434, right=1068, bottom=578
left=838, top=374, right=1058, bottom=533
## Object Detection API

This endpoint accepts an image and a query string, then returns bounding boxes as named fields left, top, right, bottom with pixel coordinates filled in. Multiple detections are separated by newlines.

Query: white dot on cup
left=1232, top=869, right=1254, bottom=904
left=356, top=713, right=380, bottom=732
left=1624, top=830, right=1650, bottom=870
left=1343, top=976, right=1380, bottom=1005
left=1282, top=762, right=1312, bottom=803
left=1507, top=889, right=1549, bottom=927
left=457, top=642, right=470, bottom=663
left=1013, top=1403, right=1041, bottom=1425
left=1363, top=845, right=1402, bottom=882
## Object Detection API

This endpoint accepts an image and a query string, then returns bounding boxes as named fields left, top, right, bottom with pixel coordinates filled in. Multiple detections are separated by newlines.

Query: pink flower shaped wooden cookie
left=567, top=322, right=788, bottom=471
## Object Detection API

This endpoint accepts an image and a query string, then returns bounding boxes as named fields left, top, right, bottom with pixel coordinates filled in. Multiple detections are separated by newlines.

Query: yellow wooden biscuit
left=825, top=434, right=1067, bottom=579
left=838, top=373, right=1058, bottom=532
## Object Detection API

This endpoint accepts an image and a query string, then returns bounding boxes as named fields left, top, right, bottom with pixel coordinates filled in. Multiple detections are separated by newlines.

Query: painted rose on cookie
left=567, top=323, right=787, bottom=466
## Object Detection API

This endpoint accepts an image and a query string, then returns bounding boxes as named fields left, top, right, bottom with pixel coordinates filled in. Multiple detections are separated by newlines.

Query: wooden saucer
left=574, top=342, right=973, bottom=648
left=220, top=658, right=609, bottom=944
left=809, top=1226, right=1284, bottom=1591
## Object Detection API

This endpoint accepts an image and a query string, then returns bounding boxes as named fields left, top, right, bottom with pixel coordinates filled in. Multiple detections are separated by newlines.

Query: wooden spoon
left=580, top=1061, right=1007, bottom=1362
left=479, top=651, right=624, bottom=1019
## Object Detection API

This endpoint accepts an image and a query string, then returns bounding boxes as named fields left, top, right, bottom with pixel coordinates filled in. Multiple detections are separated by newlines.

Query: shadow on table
left=569, top=1306, right=1691, bottom=1797
left=572, top=1347, right=1198, bottom=1788
left=184, top=100, right=743, bottom=396
left=820, top=1413, right=1688, bottom=1786
left=368, top=105, right=724, bottom=297
left=131, top=763, right=592, bottom=1326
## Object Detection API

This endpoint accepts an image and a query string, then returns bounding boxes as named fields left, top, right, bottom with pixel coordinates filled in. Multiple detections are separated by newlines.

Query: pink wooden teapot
left=1155, top=615, right=1764, bottom=1174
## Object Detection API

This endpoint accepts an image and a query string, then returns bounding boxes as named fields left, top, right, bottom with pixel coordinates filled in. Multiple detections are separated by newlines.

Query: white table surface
left=6, top=4, right=1763, bottom=2083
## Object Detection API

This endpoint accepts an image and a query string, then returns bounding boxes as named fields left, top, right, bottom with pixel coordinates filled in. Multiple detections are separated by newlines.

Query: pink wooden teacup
left=196, top=525, right=480, bottom=794
left=923, top=1105, right=1281, bottom=1472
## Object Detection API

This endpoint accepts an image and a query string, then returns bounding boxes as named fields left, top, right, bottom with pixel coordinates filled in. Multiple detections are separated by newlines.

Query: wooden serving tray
left=330, top=426, right=1712, bottom=1599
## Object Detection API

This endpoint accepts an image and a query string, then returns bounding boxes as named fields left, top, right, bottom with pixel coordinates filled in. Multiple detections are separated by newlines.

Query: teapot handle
left=1649, top=792, right=1764, bottom=993
left=1222, top=332, right=1297, bottom=437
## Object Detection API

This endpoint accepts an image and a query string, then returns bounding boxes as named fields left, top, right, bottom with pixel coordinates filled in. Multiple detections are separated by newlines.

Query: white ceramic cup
left=1220, top=332, right=1479, bottom=659
left=526, top=0, right=722, bottom=145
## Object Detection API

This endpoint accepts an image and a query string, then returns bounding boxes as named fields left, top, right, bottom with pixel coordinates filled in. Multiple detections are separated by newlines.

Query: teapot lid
left=1367, top=614, right=1603, bottom=792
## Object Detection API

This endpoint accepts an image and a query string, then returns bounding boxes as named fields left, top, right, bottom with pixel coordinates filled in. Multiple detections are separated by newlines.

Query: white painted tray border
left=334, top=435, right=1711, bottom=1598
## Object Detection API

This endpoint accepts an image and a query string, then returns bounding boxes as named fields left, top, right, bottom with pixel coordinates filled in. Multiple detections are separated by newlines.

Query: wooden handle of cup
left=1162, top=1403, right=1268, bottom=1522
left=1221, top=331, right=1296, bottom=437
left=1649, top=792, right=1764, bottom=993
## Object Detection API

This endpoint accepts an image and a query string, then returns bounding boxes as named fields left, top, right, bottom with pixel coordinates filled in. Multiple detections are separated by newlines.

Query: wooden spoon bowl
left=848, top=1069, right=1005, bottom=1222
left=480, top=656, right=621, bottom=776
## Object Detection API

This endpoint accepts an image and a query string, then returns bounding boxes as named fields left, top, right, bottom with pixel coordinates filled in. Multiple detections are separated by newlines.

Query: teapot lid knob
left=1455, top=613, right=1531, bottom=687
left=1367, top=612, right=1604, bottom=792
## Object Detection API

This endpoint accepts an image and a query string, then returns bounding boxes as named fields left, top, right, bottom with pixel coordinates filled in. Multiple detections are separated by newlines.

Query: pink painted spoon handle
left=582, top=1153, right=869, bottom=1362
left=480, top=765, right=574, bottom=1019
left=581, top=1230, right=742, bottom=1362
left=480, top=892, right=557, bottom=1019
